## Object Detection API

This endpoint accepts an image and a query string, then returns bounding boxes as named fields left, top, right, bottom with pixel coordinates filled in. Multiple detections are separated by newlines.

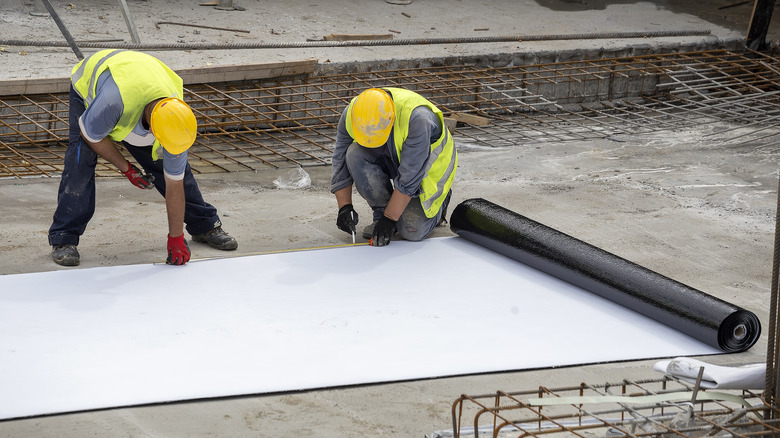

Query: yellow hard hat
left=150, top=97, right=197, bottom=155
left=350, top=88, right=395, bottom=148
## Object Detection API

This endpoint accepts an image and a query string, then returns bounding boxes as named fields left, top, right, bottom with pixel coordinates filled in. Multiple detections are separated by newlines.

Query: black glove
left=336, top=204, right=359, bottom=235
left=371, top=215, right=397, bottom=247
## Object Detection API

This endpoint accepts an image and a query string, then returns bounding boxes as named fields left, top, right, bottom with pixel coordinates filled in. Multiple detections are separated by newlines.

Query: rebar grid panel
left=2, top=48, right=780, bottom=179
left=447, top=377, right=780, bottom=438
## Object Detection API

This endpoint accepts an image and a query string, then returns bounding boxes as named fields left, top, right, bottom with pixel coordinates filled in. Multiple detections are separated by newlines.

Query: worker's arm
left=369, top=190, right=410, bottom=247
left=370, top=107, right=438, bottom=247
left=334, top=185, right=359, bottom=237
left=77, top=81, right=153, bottom=188
left=82, top=136, right=130, bottom=172
left=330, top=108, right=355, bottom=195
left=370, top=108, right=437, bottom=247
left=165, top=177, right=185, bottom=238
left=334, top=185, right=353, bottom=208
left=164, top=177, right=190, bottom=265
left=82, top=135, right=154, bottom=189
left=382, top=190, right=411, bottom=221
left=77, top=75, right=128, bottom=171
left=390, top=107, right=438, bottom=202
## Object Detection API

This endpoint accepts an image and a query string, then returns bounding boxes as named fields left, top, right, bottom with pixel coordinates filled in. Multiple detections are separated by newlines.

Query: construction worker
left=48, top=49, right=237, bottom=266
left=332, top=87, right=457, bottom=246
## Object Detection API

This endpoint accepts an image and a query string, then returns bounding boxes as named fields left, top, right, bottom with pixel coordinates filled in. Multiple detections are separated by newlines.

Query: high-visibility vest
left=71, top=49, right=183, bottom=157
left=345, top=87, right=457, bottom=218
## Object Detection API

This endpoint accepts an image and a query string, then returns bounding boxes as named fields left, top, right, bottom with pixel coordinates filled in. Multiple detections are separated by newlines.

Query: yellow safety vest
left=71, top=49, right=183, bottom=158
left=345, top=87, right=457, bottom=218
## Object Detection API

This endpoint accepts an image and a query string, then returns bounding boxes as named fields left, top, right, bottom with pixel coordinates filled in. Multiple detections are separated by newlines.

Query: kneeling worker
left=332, top=87, right=457, bottom=246
left=49, top=49, right=237, bottom=266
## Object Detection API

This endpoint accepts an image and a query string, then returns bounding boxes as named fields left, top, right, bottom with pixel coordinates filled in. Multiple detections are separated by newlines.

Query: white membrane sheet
left=0, top=237, right=718, bottom=419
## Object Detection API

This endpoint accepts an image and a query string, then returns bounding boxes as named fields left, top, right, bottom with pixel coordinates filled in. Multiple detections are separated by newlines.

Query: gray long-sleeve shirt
left=330, top=105, right=443, bottom=197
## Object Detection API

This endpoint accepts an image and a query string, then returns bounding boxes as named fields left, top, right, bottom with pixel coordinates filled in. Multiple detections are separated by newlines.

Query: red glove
left=122, top=160, right=155, bottom=190
left=166, top=234, right=190, bottom=265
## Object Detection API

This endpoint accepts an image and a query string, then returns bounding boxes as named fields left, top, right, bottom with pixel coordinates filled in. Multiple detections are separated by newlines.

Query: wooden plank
left=0, top=58, right=318, bottom=97
left=450, top=112, right=490, bottom=126
left=443, top=117, right=457, bottom=133
left=177, top=58, right=317, bottom=84
left=0, top=77, right=72, bottom=96
left=323, top=34, right=393, bottom=41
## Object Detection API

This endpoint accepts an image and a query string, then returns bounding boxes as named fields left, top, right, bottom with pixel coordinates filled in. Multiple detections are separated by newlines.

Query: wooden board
left=0, top=58, right=318, bottom=96
left=450, top=112, right=490, bottom=126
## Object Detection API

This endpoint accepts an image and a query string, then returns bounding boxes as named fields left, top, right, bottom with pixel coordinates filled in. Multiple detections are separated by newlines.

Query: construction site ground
left=1, top=0, right=779, bottom=436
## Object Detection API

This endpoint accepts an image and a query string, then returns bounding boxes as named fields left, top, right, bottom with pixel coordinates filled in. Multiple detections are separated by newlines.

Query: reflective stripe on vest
left=71, top=49, right=125, bottom=106
left=345, top=88, right=457, bottom=218
left=418, top=124, right=457, bottom=215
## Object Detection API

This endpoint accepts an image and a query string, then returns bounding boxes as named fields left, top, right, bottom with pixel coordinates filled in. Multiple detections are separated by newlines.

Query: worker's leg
left=122, top=143, right=222, bottom=236
left=345, top=142, right=395, bottom=222
left=396, top=189, right=451, bottom=241
left=48, top=86, right=98, bottom=247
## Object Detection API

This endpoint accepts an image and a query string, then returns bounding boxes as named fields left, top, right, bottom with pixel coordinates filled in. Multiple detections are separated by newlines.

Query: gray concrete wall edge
left=314, top=37, right=747, bottom=75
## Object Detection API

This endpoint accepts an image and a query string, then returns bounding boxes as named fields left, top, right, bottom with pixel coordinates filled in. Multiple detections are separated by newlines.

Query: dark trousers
left=48, top=86, right=221, bottom=246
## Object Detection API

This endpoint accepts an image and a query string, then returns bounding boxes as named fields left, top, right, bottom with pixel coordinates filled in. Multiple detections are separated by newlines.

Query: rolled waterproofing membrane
left=449, top=198, right=761, bottom=353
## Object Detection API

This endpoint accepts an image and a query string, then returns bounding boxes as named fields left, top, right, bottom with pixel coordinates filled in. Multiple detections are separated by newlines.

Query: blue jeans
left=345, top=142, right=447, bottom=241
left=48, top=86, right=221, bottom=246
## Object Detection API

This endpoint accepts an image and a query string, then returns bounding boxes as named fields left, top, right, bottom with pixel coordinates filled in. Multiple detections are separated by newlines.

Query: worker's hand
left=166, top=234, right=190, bottom=265
left=122, top=160, right=155, bottom=190
left=371, top=215, right=397, bottom=247
left=336, top=204, right=359, bottom=235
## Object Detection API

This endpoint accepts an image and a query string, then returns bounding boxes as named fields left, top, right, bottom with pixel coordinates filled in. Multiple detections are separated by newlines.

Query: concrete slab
left=0, top=0, right=760, bottom=80
left=0, top=0, right=778, bottom=437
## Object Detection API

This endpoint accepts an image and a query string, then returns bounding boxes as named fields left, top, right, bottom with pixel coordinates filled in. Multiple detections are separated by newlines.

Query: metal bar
left=0, top=29, right=712, bottom=51
left=117, top=0, right=142, bottom=44
left=38, top=0, right=83, bottom=60
left=746, top=0, right=775, bottom=50
left=155, top=21, right=249, bottom=34
left=767, top=174, right=780, bottom=414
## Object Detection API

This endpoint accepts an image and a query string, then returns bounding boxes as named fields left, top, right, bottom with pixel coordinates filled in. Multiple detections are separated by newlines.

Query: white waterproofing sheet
left=0, top=236, right=719, bottom=420
left=654, top=357, right=766, bottom=390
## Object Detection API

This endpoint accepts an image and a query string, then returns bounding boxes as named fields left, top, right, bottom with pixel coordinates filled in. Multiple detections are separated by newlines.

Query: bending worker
left=332, top=87, right=457, bottom=246
left=48, top=49, right=237, bottom=266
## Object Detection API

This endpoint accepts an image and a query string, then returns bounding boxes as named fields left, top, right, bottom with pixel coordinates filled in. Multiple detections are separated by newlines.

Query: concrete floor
left=1, top=0, right=779, bottom=436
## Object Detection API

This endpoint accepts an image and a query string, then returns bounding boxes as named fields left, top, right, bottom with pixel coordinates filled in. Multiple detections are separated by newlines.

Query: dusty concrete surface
left=2, top=132, right=776, bottom=437
left=1, top=1, right=779, bottom=437
left=0, top=0, right=754, bottom=80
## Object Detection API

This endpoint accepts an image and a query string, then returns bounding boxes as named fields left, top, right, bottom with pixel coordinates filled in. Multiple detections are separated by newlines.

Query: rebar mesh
left=2, top=48, right=780, bottom=179
left=445, top=377, right=780, bottom=438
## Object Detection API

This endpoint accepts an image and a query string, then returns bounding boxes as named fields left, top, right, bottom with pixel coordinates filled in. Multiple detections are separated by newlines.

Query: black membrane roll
left=449, top=198, right=761, bottom=353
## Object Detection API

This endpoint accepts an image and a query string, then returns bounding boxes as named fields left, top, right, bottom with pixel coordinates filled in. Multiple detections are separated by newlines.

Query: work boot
left=363, top=220, right=379, bottom=239
left=52, top=244, right=80, bottom=266
left=191, top=226, right=238, bottom=250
